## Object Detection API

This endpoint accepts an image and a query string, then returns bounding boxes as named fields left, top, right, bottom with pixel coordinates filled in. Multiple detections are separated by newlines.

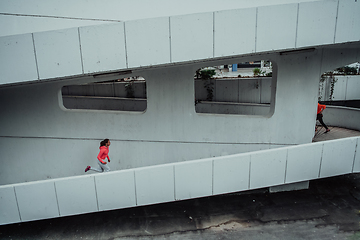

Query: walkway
left=313, top=126, right=360, bottom=142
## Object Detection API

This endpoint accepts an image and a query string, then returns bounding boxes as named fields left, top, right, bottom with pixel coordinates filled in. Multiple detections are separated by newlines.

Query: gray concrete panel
left=125, top=17, right=170, bottom=68
left=297, top=1, right=337, bottom=48
left=174, top=160, right=212, bottom=200
left=250, top=148, right=287, bottom=189
left=0, top=34, right=38, bottom=85
left=33, top=28, right=83, bottom=80
left=214, top=8, right=256, bottom=57
left=79, top=23, right=127, bottom=73
left=257, top=3, right=297, bottom=52
left=55, top=176, right=98, bottom=217
left=335, top=0, right=360, bottom=43
left=213, top=154, right=250, bottom=195
left=135, top=165, right=175, bottom=206
left=94, top=170, right=136, bottom=211
left=320, top=137, right=357, bottom=178
left=170, top=12, right=213, bottom=63
left=286, top=142, right=323, bottom=183
left=15, top=181, right=59, bottom=222
left=354, top=138, right=360, bottom=173
left=0, top=186, right=20, bottom=225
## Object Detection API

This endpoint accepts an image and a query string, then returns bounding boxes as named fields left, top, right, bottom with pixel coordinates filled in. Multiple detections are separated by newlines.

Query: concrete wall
left=0, top=50, right=328, bottom=185
left=1, top=135, right=359, bottom=225
left=324, top=106, right=360, bottom=131
left=319, top=75, right=360, bottom=101
left=1, top=0, right=360, bottom=87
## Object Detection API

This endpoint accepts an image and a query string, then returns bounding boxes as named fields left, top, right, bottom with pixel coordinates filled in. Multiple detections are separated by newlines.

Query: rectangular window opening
left=61, top=76, right=147, bottom=112
left=194, top=60, right=274, bottom=116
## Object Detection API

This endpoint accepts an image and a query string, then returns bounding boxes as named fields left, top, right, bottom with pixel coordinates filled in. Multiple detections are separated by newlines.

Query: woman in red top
left=317, top=103, right=330, bottom=133
left=85, top=139, right=111, bottom=173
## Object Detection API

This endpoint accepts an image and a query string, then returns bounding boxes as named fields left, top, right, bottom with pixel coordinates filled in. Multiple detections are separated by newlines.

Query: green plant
left=336, top=66, right=358, bottom=75
left=266, top=72, right=272, bottom=77
left=199, top=69, right=216, bottom=79
left=329, top=75, right=337, bottom=101
left=253, top=68, right=265, bottom=77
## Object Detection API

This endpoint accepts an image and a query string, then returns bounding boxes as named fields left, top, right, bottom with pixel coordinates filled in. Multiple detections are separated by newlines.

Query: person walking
left=85, top=139, right=111, bottom=173
left=317, top=103, right=330, bottom=133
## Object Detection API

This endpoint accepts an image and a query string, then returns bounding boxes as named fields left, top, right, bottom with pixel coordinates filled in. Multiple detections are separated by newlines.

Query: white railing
left=1, top=135, right=359, bottom=225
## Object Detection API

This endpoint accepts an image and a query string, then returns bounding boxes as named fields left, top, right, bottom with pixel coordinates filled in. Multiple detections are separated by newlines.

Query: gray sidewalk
left=1, top=174, right=360, bottom=240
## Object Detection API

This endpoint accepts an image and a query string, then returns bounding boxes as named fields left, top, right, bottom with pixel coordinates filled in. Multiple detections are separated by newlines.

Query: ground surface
left=1, top=174, right=360, bottom=240
left=313, top=126, right=360, bottom=142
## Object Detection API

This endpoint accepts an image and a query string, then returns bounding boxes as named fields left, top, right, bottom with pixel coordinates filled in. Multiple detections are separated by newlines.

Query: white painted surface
left=135, top=165, right=175, bottom=206
left=125, top=17, right=170, bottom=68
left=33, top=28, right=83, bottom=79
left=354, top=138, right=360, bottom=173
left=79, top=23, right=127, bottom=73
left=250, top=148, right=287, bottom=189
left=335, top=0, right=360, bottom=43
left=174, top=160, right=213, bottom=200
left=0, top=34, right=38, bottom=84
left=320, top=138, right=357, bottom=178
left=170, top=12, right=213, bottom=63
left=0, top=186, right=20, bottom=225
left=1, top=135, right=360, bottom=225
left=15, top=181, right=59, bottom=222
left=286, top=143, right=323, bottom=183
left=214, top=8, right=256, bottom=57
left=296, top=0, right=337, bottom=48
left=256, top=3, right=298, bottom=52
left=0, top=0, right=321, bottom=38
left=55, top=176, right=98, bottom=216
left=94, top=170, right=136, bottom=211
left=213, top=154, right=250, bottom=195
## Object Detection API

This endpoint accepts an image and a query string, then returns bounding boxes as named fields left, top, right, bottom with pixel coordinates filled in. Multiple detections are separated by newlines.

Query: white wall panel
left=214, top=8, right=256, bottom=57
left=135, top=165, right=174, bottom=206
left=174, top=160, right=212, bottom=200
left=250, top=148, right=287, bottom=189
left=33, top=28, right=82, bottom=79
left=238, top=79, right=261, bottom=103
left=55, top=176, right=98, bottom=216
left=126, top=17, right=170, bottom=68
left=353, top=138, right=360, bottom=173
left=0, top=186, right=20, bottom=225
left=320, top=138, right=357, bottom=178
left=332, top=77, right=347, bottom=101
left=213, top=154, right=250, bottom=195
left=79, top=23, right=127, bottom=73
left=15, top=181, right=59, bottom=222
left=335, top=0, right=360, bottom=43
left=257, top=3, right=297, bottom=52
left=95, top=170, right=136, bottom=211
left=215, top=80, right=238, bottom=102
left=170, top=12, right=213, bottom=63
left=260, top=78, right=272, bottom=103
left=286, top=143, right=322, bottom=183
left=0, top=34, right=38, bottom=85
left=297, top=1, right=337, bottom=48
left=346, top=77, right=360, bottom=100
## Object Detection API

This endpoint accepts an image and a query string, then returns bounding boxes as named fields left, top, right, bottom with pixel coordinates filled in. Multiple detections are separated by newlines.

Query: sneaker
left=325, top=129, right=330, bottom=133
left=85, top=166, right=91, bottom=172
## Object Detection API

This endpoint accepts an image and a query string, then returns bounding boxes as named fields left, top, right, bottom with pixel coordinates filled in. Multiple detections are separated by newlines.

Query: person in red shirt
left=85, top=139, right=111, bottom=173
left=317, top=103, right=330, bottom=133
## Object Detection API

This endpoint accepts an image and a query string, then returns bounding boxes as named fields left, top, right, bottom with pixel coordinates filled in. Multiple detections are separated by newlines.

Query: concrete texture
left=1, top=173, right=359, bottom=240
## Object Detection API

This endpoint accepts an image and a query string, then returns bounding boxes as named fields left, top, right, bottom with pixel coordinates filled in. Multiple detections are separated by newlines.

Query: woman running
left=85, top=139, right=111, bottom=173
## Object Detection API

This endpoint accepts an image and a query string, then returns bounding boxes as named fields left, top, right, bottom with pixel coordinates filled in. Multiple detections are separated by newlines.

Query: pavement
left=1, top=173, right=360, bottom=240
left=313, top=126, right=360, bottom=142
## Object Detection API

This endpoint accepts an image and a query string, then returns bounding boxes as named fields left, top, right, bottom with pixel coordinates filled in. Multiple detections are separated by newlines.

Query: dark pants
left=317, top=113, right=328, bottom=130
